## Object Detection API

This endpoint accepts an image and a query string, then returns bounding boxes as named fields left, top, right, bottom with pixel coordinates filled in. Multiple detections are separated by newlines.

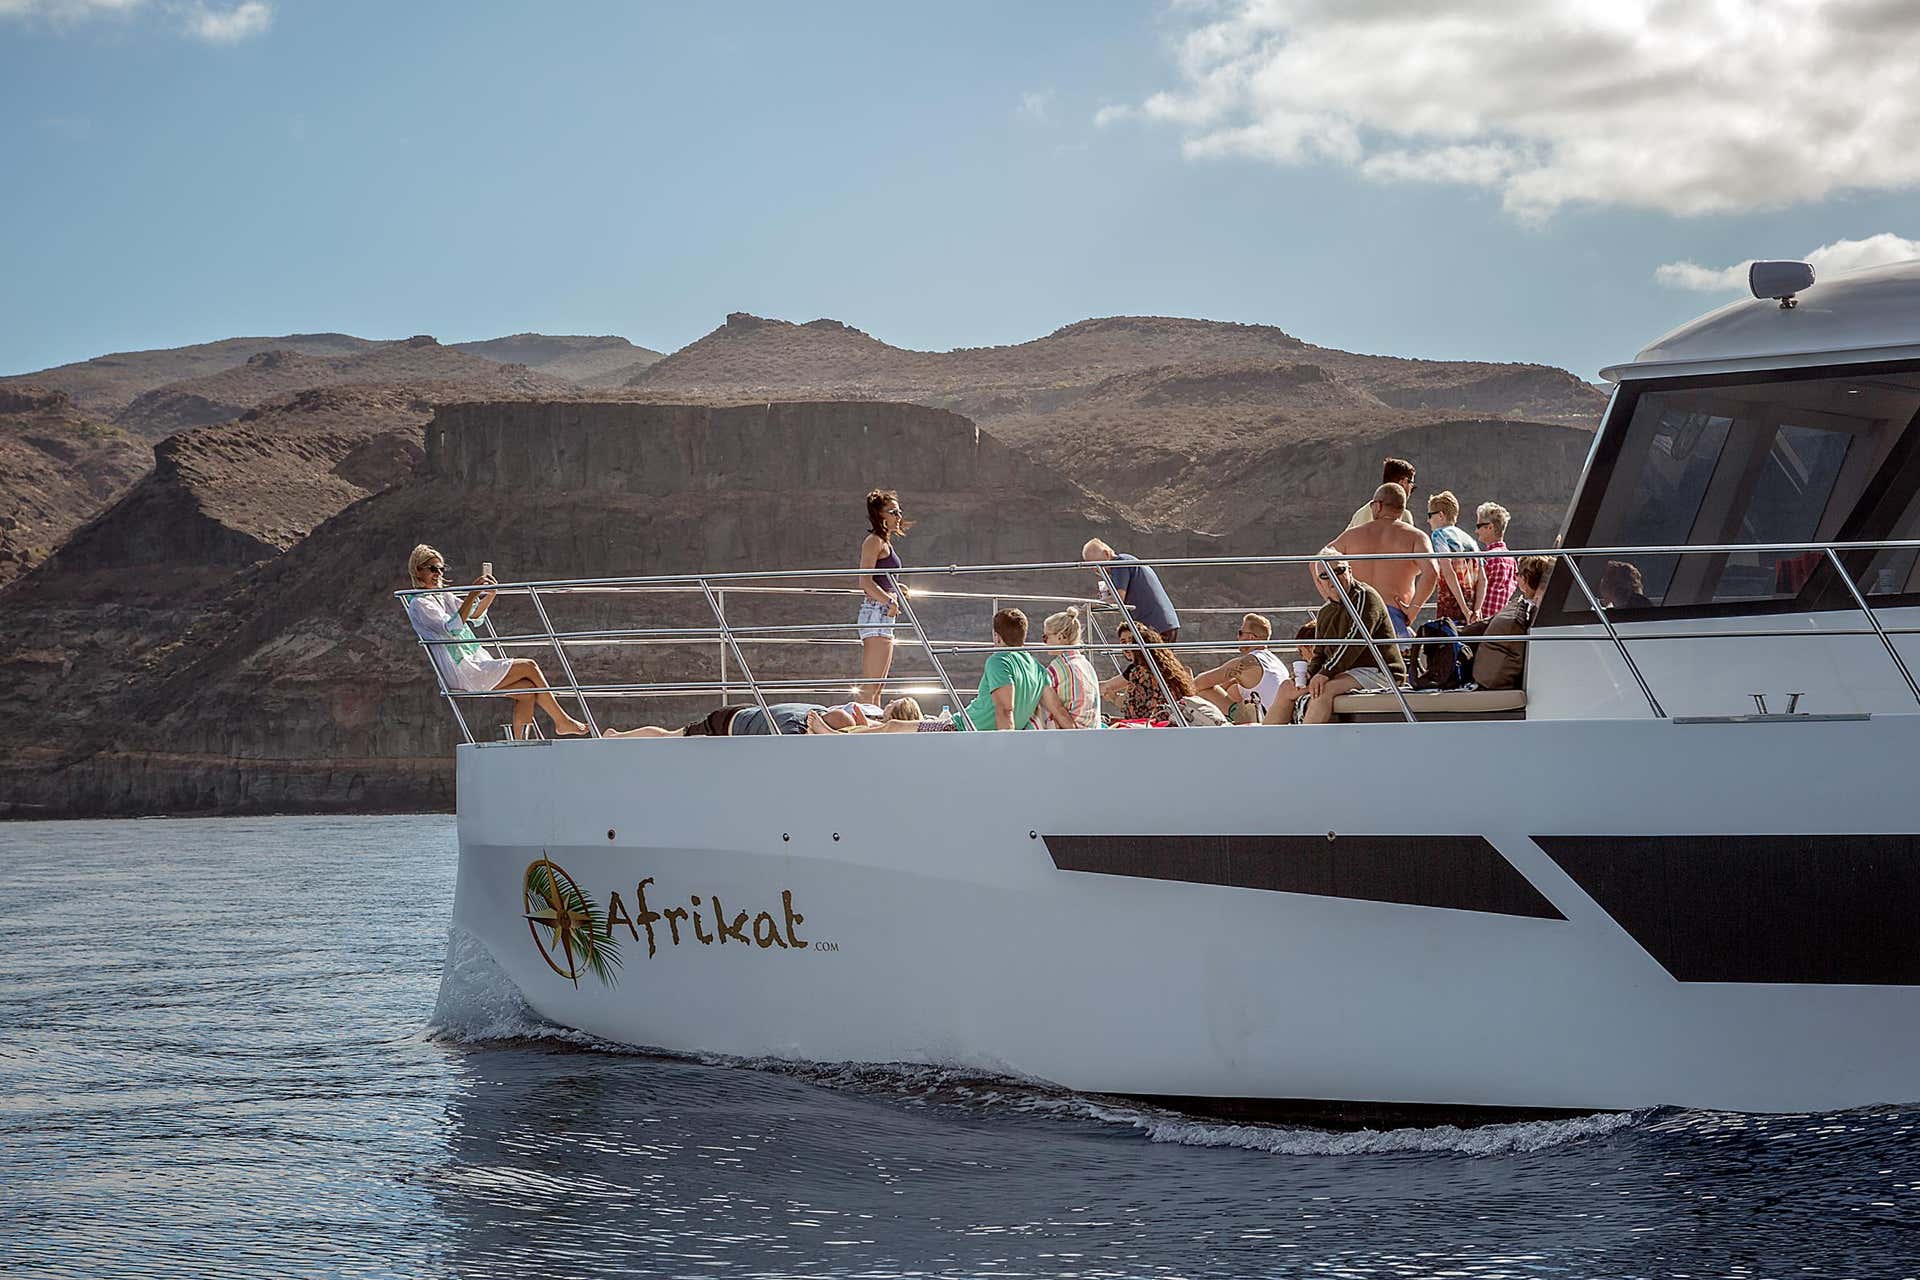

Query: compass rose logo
left=523, top=854, right=622, bottom=988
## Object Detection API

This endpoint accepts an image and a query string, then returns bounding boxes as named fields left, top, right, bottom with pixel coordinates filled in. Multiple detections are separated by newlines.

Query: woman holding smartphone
left=856, top=489, right=911, bottom=704
left=404, top=543, right=589, bottom=739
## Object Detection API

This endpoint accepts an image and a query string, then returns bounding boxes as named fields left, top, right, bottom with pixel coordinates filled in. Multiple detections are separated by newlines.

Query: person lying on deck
left=606, top=702, right=827, bottom=737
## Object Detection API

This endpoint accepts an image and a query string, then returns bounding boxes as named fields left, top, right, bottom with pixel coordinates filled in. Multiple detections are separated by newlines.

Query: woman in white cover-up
left=404, top=544, right=589, bottom=739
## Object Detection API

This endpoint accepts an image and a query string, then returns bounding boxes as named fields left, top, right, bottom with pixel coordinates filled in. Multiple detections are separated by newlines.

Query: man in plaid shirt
left=1475, top=502, right=1518, bottom=617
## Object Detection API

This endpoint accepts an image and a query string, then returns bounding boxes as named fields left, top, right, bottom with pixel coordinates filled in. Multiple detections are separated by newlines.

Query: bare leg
left=1302, top=672, right=1361, bottom=725
left=511, top=693, right=534, bottom=739
left=497, top=659, right=590, bottom=736
left=1262, top=681, right=1301, bottom=725
left=821, top=707, right=858, bottom=730
left=603, top=725, right=682, bottom=738
left=858, top=634, right=893, bottom=705
left=806, top=710, right=838, bottom=735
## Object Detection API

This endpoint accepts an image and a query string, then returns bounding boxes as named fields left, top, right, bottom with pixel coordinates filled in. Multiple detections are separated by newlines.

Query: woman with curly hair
left=1100, top=623, right=1209, bottom=723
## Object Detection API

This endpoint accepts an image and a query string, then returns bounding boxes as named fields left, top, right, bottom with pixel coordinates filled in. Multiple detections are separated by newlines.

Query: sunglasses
left=1476, top=521, right=1493, bottom=529
left=422, top=563, right=446, bottom=575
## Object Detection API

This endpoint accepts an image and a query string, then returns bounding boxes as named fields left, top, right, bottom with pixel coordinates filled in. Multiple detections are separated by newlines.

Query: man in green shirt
left=962, top=608, right=1051, bottom=730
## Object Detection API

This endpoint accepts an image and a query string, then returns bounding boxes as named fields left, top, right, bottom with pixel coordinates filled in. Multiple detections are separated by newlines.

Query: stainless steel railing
left=396, top=539, right=1920, bottom=738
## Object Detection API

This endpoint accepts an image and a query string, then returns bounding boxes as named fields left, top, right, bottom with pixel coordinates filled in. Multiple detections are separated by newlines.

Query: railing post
left=1097, top=561, right=1186, bottom=726
left=1562, top=557, right=1667, bottom=719
left=419, top=639, right=476, bottom=745
left=526, top=585, right=601, bottom=738
left=1083, top=601, right=1128, bottom=678
left=1824, top=547, right=1920, bottom=709
left=893, top=577, right=971, bottom=728
left=718, top=587, right=731, bottom=707
left=699, top=577, right=783, bottom=734
left=1319, top=555, right=1417, bottom=724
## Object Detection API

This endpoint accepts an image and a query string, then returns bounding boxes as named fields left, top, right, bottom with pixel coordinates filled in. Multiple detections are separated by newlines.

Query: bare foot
left=805, top=710, right=835, bottom=735
left=552, top=718, right=591, bottom=737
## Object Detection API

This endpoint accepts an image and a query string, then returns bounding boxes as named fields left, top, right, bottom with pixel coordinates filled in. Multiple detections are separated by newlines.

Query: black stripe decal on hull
left=1043, top=835, right=1564, bottom=920
left=1536, top=835, right=1920, bottom=985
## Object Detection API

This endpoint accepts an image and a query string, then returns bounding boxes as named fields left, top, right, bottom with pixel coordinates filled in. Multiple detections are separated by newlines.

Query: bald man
left=1082, top=538, right=1181, bottom=641
left=1329, top=483, right=1439, bottom=639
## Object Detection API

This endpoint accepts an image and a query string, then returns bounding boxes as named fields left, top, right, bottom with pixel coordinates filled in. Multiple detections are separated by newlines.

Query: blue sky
left=4, top=0, right=1917, bottom=380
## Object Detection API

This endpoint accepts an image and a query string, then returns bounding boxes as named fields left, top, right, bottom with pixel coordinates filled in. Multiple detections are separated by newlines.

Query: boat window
left=1544, top=364, right=1920, bottom=622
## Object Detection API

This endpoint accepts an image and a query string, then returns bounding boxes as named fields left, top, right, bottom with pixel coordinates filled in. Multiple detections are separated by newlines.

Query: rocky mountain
left=3, top=330, right=661, bottom=423
left=6, top=333, right=380, bottom=418
left=112, top=337, right=576, bottom=437
left=0, top=385, right=151, bottom=587
left=0, top=401, right=1214, bottom=817
left=451, top=334, right=663, bottom=385
left=629, top=312, right=1602, bottom=427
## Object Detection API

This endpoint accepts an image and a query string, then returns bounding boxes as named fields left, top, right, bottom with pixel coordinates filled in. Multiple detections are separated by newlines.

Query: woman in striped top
left=1032, top=608, right=1102, bottom=728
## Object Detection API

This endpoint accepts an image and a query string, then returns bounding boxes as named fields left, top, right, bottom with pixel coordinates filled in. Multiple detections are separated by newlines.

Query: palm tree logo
left=523, top=854, right=622, bottom=988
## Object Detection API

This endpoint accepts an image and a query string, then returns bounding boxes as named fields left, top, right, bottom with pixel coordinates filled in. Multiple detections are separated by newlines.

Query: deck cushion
left=1331, top=687, right=1528, bottom=715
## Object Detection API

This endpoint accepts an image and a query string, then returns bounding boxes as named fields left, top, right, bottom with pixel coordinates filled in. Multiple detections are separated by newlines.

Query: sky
left=4, top=0, right=1919, bottom=381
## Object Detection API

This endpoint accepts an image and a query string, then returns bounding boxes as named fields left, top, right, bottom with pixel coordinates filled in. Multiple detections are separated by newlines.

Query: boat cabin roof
left=1602, top=259, right=1920, bottom=383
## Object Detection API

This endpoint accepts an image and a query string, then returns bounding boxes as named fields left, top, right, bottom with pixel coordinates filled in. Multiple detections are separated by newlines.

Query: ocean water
left=1, top=817, right=1916, bottom=1279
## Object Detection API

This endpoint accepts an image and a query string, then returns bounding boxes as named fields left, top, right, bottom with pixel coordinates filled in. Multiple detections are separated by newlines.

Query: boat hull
left=451, top=714, right=1920, bottom=1114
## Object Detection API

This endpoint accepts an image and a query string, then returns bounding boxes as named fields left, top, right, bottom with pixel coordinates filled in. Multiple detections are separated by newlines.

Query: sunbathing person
left=1264, top=555, right=1406, bottom=725
left=403, top=543, right=589, bottom=740
left=1190, top=612, right=1288, bottom=724
left=806, top=698, right=931, bottom=734
left=606, top=702, right=826, bottom=737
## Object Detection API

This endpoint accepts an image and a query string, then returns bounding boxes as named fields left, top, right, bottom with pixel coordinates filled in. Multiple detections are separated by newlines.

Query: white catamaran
left=415, top=259, right=1920, bottom=1118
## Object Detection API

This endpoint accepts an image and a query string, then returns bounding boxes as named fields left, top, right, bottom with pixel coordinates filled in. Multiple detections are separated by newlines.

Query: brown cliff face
left=0, top=400, right=1218, bottom=817
left=0, top=386, right=151, bottom=588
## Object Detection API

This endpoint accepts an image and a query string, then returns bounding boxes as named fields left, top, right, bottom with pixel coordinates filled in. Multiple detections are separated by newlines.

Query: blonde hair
left=884, top=697, right=925, bottom=722
left=1240, top=612, right=1272, bottom=640
left=1518, top=555, right=1555, bottom=591
left=1428, top=490, right=1460, bottom=522
left=1476, top=502, right=1510, bottom=537
left=1043, top=609, right=1083, bottom=646
left=408, top=543, right=443, bottom=583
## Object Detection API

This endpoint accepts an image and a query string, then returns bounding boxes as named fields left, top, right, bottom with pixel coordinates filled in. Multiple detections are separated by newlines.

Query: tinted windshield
left=1545, top=364, right=1920, bottom=620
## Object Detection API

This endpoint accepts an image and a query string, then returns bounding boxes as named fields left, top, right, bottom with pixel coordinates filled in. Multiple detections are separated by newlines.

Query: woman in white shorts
left=404, top=543, right=590, bottom=739
left=856, top=489, right=911, bottom=704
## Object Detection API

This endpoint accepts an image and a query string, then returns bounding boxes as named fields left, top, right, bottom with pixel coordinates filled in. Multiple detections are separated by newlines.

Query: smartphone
left=481, top=561, right=493, bottom=580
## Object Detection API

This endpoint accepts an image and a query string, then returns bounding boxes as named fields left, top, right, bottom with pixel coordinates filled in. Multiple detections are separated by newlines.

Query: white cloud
left=0, top=0, right=271, bottom=40
left=182, top=0, right=267, bottom=42
left=1093, top=103, right=1134, bottom=128
left=1107, top=0, right=1920, bottom=220
left=1655, top=233, right=1920, bottom=293
left=1018, top=90, right=1053, bottom=122
left=0, top=0, right=143, bottom=19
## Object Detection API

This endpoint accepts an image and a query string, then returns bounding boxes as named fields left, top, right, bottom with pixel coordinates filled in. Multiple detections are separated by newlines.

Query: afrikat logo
left=523, top=855, right=812, bottom=989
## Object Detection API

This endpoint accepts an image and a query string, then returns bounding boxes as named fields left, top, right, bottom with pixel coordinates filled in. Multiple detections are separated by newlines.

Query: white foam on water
left=425, top=925, right=595, bottom=1046
left=1070, top=1100, right=1644, bottom=1156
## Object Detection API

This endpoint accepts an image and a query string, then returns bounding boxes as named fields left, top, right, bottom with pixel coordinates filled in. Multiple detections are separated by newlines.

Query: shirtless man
left=1189, top=612, right=1288, bottom=724
left=1330, top=482, right=1439, bottom=639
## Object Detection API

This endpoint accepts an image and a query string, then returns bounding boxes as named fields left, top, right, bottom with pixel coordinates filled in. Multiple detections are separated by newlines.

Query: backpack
left=1410, top=618, right=1470, bottom=690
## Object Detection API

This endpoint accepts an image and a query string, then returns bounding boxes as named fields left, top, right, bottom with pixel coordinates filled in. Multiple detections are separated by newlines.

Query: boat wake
left=424, top=926, right=1645, bottom=1157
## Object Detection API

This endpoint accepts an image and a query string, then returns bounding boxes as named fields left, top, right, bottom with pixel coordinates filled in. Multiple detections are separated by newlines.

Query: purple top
left=871, top=539, right=901, bottom=596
